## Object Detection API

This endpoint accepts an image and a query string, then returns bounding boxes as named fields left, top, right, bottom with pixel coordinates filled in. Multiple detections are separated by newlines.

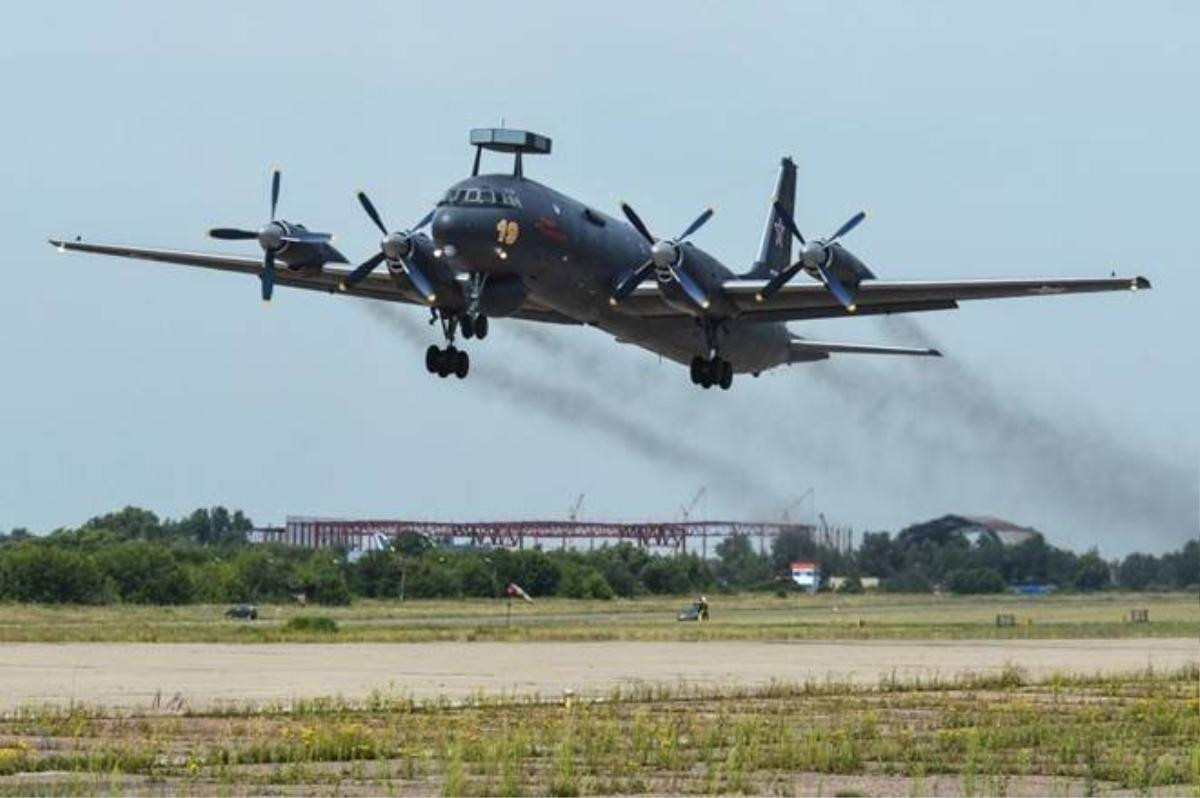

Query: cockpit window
left=437, top=187, right=523, bottom=208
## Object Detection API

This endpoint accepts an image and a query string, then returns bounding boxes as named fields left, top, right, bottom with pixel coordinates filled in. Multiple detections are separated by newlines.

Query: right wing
left=618, top=275, right=1149, bottom=321
left=48, top=238, right=578, bottom=324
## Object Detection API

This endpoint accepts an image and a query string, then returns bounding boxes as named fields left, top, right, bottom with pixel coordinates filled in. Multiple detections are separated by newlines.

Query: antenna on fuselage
left=468, top=128, right=552, bottom=180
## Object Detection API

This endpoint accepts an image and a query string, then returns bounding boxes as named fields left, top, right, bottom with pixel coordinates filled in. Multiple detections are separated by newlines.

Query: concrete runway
left=1, top=638, right=1194, bottom=710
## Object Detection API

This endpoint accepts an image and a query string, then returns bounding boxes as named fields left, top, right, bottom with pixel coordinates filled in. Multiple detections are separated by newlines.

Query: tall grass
left=1, top=666, right=1195, bottom=796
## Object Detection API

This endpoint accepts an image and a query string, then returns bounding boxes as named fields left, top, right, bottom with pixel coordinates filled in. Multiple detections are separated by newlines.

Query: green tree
left=1073, top=551, right=1111, bottom=592
left=1117, top=553, right=1161, bottom=590
left=295, top=551, right=352, bottom=605
left=946, top=567, right=1007, bottom=594
left=0, top=543, right=111, bottom=603
left=83, top=506, right=163, bottom=541
left=95, top=541, right=195, bottom=604
left=714, top=534, right=771, bottom=588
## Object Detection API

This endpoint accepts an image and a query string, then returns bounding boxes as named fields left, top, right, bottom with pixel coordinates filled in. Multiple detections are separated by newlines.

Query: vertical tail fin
left=744, top=156, right=796, bottom=279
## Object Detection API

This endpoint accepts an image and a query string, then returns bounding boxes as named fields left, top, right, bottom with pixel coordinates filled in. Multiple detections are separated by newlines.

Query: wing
left=619, top=275, right=1150, bottom=321
left=788, top=338, right=942, bottom=363
left=48, top=238, right=578, bottom=324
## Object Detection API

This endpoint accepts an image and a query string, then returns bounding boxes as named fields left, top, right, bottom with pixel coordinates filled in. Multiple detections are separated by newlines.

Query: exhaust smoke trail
left=868, top=316, right=1198, bottom=548
left=361, top=303, right=788, bottom=513
left=503, top=315, right=1196, bottom=550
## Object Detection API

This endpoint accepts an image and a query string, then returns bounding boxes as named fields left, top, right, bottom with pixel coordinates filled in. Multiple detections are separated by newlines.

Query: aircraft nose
left=432, top=207, right=510, bottom=269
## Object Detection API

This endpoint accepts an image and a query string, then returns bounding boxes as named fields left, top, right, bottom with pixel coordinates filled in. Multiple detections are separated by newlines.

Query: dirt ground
left=1, top=637, right=1194, bottom=710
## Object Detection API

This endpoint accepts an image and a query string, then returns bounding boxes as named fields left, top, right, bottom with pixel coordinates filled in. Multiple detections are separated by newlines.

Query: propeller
left=340, top=192, right=437, bottom=303
left=208, top=169, right=331, bottom=302
left=755, top=202, right=866, bottom=311
left=610, top=203, right=715, bottom=310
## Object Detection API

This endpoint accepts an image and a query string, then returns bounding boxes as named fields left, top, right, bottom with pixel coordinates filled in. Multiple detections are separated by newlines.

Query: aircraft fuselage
left=431, top=174, right=791, bottom=374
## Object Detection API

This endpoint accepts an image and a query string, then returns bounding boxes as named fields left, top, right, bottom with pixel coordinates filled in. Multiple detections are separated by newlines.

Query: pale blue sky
left=2, top=1, right=1196, bottom=554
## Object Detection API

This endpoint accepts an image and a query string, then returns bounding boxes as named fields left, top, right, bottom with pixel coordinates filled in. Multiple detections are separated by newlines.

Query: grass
left=0, top=666, right=1195, bottom=796
left=0, top=592, right=1194, bottom=643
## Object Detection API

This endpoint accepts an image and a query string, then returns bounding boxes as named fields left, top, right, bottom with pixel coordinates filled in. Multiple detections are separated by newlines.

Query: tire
left=454, top=349, right=470, bottom=379
left=719, top=360, right=733, bottom=390
left=425, top=345, right=440, bottom=374
left=689, top=356, right=704, bottom=384
left=475, top=315, right=489, bottom=339
left=438, top=347, right=455, bottom=378
left=461, top=315, right=475, bottom=339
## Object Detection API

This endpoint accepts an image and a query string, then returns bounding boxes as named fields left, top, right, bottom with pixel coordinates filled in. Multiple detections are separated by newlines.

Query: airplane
left=50, top=127, right=1150, bottom=390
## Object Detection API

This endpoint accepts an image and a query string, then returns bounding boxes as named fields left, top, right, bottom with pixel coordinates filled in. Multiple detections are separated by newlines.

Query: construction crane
left=680, top=486, right=707, bottom=522
left=567, top=493, right=585, bottom=522
left=780, top=487, right=815, bottom=523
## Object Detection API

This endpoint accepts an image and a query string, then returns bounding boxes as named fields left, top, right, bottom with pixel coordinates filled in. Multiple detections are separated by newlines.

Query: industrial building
left=250, top=516, right=855, bottom=558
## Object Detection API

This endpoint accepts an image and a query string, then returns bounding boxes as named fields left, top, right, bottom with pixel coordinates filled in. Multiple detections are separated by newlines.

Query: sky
left=1, top=1, right=1196, bottom=555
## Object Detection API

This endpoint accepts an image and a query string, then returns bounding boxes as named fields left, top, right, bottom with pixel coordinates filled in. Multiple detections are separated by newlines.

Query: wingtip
left=929, top=348, right=943, bottom=358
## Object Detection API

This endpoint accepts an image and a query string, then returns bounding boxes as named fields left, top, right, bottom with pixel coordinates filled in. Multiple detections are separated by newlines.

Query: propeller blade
left=817, top=262, right=857, bottom=312
left=671, top=262, right=711, bottom=310
left=340, top=251, right=385, bottom=291
left=677, top=207, right=714, bottom=241
left=610, top=258, right=655, bottom=304
left=209, top=228, right=258, bottom=240
left=755, top=262, right=804, bottom=302
left=411, top=208, right=435, bottom=232
left=403, top=260, right=438, bottom=304
left=357, top=191, right=388, bottom=236
left=269, top=169, right=281, bottom=220
left=829, top=211, right=866, bottom=243
left=772, top=201, right=806, bottom=245
left=620, top=203, right=655, bottom=244
left=261, top=250, right=276, bottom=302
left=280, top=231, right=332, bottom=244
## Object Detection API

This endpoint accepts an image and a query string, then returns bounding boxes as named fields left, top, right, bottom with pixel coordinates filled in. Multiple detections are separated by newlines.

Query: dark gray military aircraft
left=51, top=128, right=1149, bottom=390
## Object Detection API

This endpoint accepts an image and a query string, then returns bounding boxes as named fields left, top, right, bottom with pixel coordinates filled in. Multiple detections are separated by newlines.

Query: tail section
left=744, top=157, right=796, bottom=278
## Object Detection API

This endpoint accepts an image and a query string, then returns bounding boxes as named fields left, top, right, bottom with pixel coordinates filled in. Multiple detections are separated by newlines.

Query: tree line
left=0, top=506, right=1196, bottom=605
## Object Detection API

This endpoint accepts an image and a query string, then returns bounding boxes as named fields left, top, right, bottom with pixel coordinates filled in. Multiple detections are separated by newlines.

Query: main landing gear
left=690, top=319, right=733, bottom=390
left=426, top=309, right=472, bottom=379
left=460, top=313, right=488, bottom=340
left=460, top=272, right=490, bottom=340
left=691, top=355, right=733, bottom=390
left=426, top=344, right=468, bottom=379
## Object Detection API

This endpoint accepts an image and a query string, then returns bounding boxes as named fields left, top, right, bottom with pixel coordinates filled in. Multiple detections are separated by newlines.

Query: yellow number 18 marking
left=496, top=219, right=520, bottom=245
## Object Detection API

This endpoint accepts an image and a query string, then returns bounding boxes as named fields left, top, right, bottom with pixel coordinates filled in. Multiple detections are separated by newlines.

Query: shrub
left=283, top=616, right=339, bottom=633
left=0, top=543, right=112, bottom=604
left=946, top=567, right=1006, bottom=595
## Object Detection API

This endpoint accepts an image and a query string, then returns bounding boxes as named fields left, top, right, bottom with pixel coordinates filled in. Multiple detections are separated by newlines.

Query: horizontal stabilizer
left=788, top=337, right=942, bottom=362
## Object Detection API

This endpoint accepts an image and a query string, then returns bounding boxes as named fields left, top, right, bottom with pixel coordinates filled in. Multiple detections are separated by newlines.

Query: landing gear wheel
left=719, top=360, right=733, bottom=390
left=690, top=356, right=705, bottom=385
left=461, top=315, right=475, bottom=339
left=438, top=346, right=458, bottom=378
left=474, top=315, right=489, bottom=340
left=454, top=349, right=470, bottom=379
left=425, top=345, right=440, bottom=374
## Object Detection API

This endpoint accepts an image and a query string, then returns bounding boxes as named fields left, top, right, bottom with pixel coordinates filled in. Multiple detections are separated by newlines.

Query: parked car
left=225, top=604, right=258, bottom=620
left=676, top=597, right=710, bottom=622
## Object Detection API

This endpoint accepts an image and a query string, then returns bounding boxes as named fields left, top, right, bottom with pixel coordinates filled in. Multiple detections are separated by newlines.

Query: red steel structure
left=251, top=516, right=852, bottom=557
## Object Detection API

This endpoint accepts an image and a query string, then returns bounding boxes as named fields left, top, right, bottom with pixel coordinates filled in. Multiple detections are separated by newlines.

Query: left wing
left=618, top=275, right=1150, bottom=321
left=47, top=238, right=577, bottom=324
left=788, top=338, right=941, bottom=362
